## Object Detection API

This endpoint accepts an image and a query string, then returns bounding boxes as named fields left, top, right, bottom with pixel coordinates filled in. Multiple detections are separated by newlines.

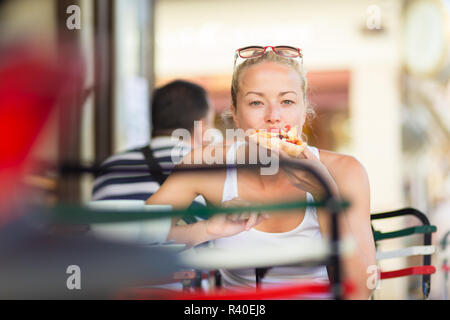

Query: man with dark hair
left=152, top=80, right=211, bottom=136
left=92, top=80, right=214, bottom=211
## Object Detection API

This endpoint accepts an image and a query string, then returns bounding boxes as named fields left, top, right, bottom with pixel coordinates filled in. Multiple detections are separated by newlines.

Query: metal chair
left=371, top=208, right=437, bottom=299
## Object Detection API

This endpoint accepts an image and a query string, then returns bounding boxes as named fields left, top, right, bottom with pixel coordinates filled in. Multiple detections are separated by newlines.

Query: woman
left=146, top=46, right=377, bottom=299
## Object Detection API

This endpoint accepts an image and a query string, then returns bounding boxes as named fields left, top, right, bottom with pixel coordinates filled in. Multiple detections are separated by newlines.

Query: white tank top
left=215, top=141, right=330, bottom=293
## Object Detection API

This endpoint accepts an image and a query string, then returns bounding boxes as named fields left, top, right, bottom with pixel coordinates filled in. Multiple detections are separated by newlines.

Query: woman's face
left=233, top=61, right=306, bottom=134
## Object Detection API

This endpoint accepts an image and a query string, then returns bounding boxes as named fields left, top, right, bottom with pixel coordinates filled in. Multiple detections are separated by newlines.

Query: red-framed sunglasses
left=234, top=45, right=303, bottom=68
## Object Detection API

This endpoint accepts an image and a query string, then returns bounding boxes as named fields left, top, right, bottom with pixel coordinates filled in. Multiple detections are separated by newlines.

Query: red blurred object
left=380, top=266, right=436, bottom=280
left=117, top=280, right=355, bottom=300
left=0, top=41, right=85, bottom=225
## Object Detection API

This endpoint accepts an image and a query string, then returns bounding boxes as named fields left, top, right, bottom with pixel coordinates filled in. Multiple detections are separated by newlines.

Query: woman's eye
left=250, top=101, right=262, bottom=106
left=281, top=100, right=295, bottom=105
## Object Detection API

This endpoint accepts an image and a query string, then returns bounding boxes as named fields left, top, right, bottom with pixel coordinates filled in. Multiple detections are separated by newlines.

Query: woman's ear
left=231, top=105, right=239, bottom=128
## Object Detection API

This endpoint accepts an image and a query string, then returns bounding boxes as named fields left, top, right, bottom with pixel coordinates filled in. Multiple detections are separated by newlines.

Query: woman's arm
left=146, top=148, right=268, bottom=248
left=279, top=147, right=376, bottom=299
left=146, top=168, right=211, bottom=247
left=146, top=170, right=200, bottom=209
left=317, top=154, right=377, bottom=300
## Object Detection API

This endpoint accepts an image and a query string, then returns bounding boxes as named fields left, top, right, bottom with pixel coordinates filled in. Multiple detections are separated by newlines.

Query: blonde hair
left=224, top=51, right=315, bottom=128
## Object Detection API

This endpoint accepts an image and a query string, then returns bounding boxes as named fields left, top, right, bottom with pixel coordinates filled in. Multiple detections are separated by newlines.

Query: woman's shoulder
left=316, top=148, right=367, bottom=178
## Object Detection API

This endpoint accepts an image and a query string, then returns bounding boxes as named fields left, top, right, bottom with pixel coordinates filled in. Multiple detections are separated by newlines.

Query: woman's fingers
left=254, top=215, right=265, bottom=226
left=245, top=212, right=259, bottom=231
left=274, top=147, right=286, bottom=159
left=238, top=212, right=250, bottom=220
left=229, top=213, right=240, bottom=221
left=222, top=197, right=271, bottom=230
left=301, top=146, right=320, bottom=161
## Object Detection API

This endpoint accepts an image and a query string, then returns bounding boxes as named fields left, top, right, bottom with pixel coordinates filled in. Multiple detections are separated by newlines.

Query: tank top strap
left=304, top=145, right=320, bottom=222
left=221, top=141, right=246, bottom=203
left=307, top=145, right=320, bottom=159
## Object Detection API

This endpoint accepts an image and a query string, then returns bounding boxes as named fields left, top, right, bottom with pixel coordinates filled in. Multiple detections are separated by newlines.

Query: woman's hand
left=278, top=147, right=339, bottom=199
left=204, top=197, right=269, bottom=239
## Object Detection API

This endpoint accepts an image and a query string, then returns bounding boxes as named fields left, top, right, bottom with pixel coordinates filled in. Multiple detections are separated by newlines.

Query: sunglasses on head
left=234, top=45, right=303, bottom=68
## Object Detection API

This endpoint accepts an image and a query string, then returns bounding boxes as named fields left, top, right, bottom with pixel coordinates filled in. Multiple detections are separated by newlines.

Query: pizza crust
left=250, top=133, right=281, bottom=151
left=249, top=131, right=307, bottom=157
left=279, top=139, right=307, bottom=157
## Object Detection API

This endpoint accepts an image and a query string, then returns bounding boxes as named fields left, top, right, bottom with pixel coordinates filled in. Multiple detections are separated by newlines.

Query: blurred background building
left=0, top=0, right=449, bottom=299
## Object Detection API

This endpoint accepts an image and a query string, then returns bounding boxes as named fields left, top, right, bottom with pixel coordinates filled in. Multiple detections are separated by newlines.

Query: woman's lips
left=268, top=127, right=281, bottom=133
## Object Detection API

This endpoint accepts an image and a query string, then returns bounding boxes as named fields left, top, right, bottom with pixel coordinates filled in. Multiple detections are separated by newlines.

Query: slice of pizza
left=250, top=125, right=307, bottom=157
left=278, top=125, right=307, bottom=157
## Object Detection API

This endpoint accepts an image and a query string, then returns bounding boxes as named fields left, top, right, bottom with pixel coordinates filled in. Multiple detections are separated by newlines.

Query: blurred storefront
left=400, top=0, right=450, bottom=299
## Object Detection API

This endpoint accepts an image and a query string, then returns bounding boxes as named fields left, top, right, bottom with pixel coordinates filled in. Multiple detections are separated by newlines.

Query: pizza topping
left=254, top=130, right=279, bottom=138
left=279, top=125, right=302, bottom=145
left=285, top=139, right=303, bottom=146
left=254, top=126, right=304, bottom=146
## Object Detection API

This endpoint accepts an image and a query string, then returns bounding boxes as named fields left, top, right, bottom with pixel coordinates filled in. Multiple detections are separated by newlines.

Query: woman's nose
left=264, top=104, right=281, bottom=124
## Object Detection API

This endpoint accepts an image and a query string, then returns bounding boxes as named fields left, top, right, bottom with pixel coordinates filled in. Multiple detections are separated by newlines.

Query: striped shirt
left=91, top=136, right=206, bottom=211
